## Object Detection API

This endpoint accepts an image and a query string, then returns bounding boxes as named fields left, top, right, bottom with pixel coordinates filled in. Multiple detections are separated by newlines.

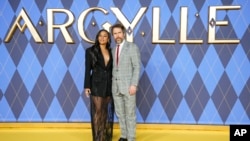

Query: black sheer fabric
left=90, top=95, right=114, bottom=141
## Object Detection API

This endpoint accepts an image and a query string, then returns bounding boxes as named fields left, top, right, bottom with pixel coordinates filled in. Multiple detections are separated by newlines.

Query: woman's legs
left=91, top=96, right=112, bottom=141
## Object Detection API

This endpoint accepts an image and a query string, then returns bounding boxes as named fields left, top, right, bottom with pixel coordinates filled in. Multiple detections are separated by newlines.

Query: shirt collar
left=117, top=40, right=125, bottom=47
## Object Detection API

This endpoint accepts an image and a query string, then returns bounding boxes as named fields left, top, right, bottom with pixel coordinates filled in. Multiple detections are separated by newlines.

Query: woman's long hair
left=90, top=29, right=111, bottom=68
left=94, top=29, right=111, bottom=49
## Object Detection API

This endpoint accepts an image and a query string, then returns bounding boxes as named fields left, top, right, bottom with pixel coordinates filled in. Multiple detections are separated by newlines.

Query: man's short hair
left=110, top=23, right=126, bottom=35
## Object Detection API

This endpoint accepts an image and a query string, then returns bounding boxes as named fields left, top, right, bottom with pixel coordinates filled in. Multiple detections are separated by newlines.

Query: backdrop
left=0, top=0, right=250, bottom=124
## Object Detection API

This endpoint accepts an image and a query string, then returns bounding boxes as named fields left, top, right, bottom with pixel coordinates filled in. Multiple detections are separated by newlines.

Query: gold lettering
left=110, top=7, right=147, bottom=42
left=5, top=8, right=43, bottom=43
left=180, top=7, right=203, bottom=44
left=47, top=9, right=74, bottom=43
left=152, top=7, right=175, bottom=44
left=5, top=6, right=242, bottom=44
left=208, top=6, right=240, bottom=43
left=78, top=7, right=108, bottom=44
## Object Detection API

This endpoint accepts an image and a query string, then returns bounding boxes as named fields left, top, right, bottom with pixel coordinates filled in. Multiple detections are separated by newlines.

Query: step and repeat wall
left=0, top=0, right=250, bottom=124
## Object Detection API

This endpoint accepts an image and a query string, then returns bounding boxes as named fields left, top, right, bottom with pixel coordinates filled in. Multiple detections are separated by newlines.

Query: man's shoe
left=118, top=138, right=128, bottom=141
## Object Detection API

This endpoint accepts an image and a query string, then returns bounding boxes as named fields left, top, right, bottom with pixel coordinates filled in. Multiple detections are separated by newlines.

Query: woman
left=84, top=29, right=114, bottom=141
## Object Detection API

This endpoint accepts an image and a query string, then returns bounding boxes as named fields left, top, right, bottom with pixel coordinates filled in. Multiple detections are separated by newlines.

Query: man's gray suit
left=112, top=41, right=141, bottom=141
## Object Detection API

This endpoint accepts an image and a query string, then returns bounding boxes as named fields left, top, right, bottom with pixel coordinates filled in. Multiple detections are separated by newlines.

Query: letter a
left=234, top=129, right=241, bottom=136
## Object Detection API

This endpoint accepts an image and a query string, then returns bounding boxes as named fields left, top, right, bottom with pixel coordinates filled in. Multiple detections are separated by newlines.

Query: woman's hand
left=84, top=88, right=91, bottom=97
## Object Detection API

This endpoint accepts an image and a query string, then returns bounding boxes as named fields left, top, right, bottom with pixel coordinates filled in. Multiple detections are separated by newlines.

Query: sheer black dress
left=84, top=45, right=114, bottom=141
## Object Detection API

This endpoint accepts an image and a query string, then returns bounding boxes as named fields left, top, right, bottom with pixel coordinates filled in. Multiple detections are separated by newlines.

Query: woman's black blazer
left=84, top=46, right=113, bottom=97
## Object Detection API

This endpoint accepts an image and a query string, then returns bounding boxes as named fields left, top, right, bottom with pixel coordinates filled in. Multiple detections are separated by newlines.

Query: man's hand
left=129, top=85, right=137, bottom=95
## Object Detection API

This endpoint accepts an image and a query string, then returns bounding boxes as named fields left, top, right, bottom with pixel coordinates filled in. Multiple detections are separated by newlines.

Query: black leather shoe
left=118, top=138, right=128, bottom=141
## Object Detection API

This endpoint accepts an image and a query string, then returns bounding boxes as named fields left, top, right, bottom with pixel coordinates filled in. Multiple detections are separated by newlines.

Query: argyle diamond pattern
left=0, top=0, right=249, bottom=124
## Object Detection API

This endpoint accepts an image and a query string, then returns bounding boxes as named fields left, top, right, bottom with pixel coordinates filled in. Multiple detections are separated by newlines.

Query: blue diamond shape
left=5, top=71, right=29, bottom=119
left=17, top=44, right=42, bottom=93
left=137, top=72, right=157, bottom=121
left=0, top=1, right=14, bottom=37
left=150, top=0, right=171, bottom=35
left=199, top=99, right=223, bottom=124
left=44, top=98, right=66, bottom=121
left=239, top=78, right=250, bottom=120
left=172, top=99, right=195, bottom=123
left=136, top=108, right=143, bottom=123
left=146, top=98, right=168, bottom=123
left=226, top=100, right=250, bottom=124
left=43, top=45, right=67, bottom=93
left=0, top=46, right=16, bottom=93
left=212, top=73, right=237, bottom=123
left=70, top=98, right=89, bottom=122
left=34, top=0, right=47, bottom=12
left=226, top=45, right=250, bottom=95
left=199, top=46, right=224, bottom=95
left=69, top=45, right=85, bottom=93
left=145, top=45, right=170, bottom=94
left=241, top=1, right=250, bottom=24
left=172, top=45, right=196, bottom=94
left=0, top=97, right=16, bottom=121
left=228, top=7, right=247, bottom=38
left=31, top=71, right=55, bottom=119
left=120, top=0, right=141, bottom=21
left=8, top=0, right=20, bottom=12
left=56, top=72, right=80, bottom=119
left=185, top=73, right=210, bottom=122
left=21, top=1, right=41, bottom=25
left=18, top=97, right=42, bottom=121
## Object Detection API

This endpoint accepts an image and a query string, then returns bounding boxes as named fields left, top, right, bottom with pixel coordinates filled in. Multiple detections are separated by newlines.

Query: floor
left=0, top=123, right=229, bottom=141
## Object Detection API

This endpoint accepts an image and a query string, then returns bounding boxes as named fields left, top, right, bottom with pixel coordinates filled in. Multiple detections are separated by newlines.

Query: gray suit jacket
left=112, top=41, right=141, bottom=95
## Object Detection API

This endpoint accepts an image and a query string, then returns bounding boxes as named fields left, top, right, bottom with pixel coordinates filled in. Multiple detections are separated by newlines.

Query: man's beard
left=115, top=38, right=123, bottom=44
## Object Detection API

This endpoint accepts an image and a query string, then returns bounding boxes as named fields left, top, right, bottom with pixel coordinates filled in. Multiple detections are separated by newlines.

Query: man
left=111, top=23, right=141, bottom=141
